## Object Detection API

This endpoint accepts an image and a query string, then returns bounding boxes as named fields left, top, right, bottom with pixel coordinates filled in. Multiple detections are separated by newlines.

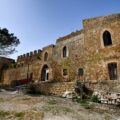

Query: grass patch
left=79, top=100, right=94, bottom=109
left=25, top=110, right=44, bottom=120
left=0, top=110, right=44, bottom=120
left=22, top=98, right=31, bottom=101
left=0, top=98, right=5, bottom=102
left=15, top=112, right=25, bottom=118
left=73, top=96, right=93, bottom=109
left=37, top=111, right=44, bottom=119
left=48, top=100, right=57, bottom=105
left=43, top=105, right=74, bottom=115
left=0, top=111, right=10, bottom=117
left=62, top=107, right=74, bottom=114
left=43, top=105, right=59, bottom=115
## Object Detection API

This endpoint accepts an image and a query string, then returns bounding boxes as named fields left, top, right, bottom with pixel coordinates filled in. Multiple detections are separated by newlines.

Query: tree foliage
left=0, top=28, right=20, bottom=55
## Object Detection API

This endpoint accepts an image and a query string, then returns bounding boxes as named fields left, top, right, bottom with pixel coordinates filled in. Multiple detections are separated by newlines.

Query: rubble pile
left=93, top=91, right=120, bottom=105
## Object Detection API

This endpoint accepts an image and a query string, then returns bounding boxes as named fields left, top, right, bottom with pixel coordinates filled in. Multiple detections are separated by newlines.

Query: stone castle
left=0, top=13, right=120, bottom=95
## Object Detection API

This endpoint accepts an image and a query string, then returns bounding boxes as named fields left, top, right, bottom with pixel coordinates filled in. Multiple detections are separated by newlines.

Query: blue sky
left=0, top=0, right=120, bottom=60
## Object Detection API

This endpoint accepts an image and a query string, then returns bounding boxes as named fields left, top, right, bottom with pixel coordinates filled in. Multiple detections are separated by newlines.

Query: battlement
left=17, top=49, right=42, bottom=62
left=83, top=13, right=120, bottom=29
left=56, top=29, right=84, bottom=44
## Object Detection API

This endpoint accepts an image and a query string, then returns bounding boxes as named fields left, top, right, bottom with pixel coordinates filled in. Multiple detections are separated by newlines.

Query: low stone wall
left=35, top=80, right=120, bottom=96
left=85, top=80, right=120, bottom=93
left=35, top=82, right=75, bottom=96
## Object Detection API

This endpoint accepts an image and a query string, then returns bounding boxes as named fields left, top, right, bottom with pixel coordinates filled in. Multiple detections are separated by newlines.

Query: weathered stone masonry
left=0, top=13, right=120, bottom=95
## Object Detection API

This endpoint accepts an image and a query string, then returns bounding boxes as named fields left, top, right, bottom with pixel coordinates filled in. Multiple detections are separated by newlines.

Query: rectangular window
left=78, top=68, right=84, bottom=76
left=63, top=69, right=68, bottom=76
left=108, top=63, right=117, bottom=80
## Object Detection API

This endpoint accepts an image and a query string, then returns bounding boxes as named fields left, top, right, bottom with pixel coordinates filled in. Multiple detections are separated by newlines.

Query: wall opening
left=63, top=46, right=68, bottom=58
left=103, top=31, right=112, bottom=46
left=41, top=64, right=49, bottom=81
left=44, top=52, right=48, bottom=61
left=78, top=68, right=84, bottom=76
left=108, top=62, right=117, bottom=80
left=63, top=69, right=68, bottom=76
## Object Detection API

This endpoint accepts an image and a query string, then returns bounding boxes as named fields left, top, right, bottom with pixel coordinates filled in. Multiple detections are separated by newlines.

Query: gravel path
left=0, top=91, right=119, bottom=120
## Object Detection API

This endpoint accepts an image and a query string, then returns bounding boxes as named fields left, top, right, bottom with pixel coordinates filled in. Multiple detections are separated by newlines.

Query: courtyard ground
left=0, top=90, right=119, bottom=120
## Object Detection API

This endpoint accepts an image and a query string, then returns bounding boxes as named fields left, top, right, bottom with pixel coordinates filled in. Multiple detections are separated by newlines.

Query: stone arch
left=41, top=64, right=49, bottom=81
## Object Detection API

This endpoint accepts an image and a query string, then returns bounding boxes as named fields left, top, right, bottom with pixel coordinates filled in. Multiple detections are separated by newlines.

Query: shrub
left=76, top=96, right=81, bottom=103
left=27, top=83, right=40, bottom=95
left=0, top=111, right=9, bottom=117
left=15, top=112, right=25, bottom=118
left=91, top=95, right=100, bottom=103
left=73, top=96, right=93, bottom=109
left=73, top=96, right=83, bottom=103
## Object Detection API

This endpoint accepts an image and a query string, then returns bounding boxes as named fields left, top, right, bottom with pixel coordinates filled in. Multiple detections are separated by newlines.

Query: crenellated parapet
left=17, top=49, right=42, bottom=63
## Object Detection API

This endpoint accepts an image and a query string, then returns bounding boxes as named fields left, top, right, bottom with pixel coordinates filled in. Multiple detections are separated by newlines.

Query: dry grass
left=43, top=100, right=74, bottom=115
left=0, top=94, right=119, bottom=120
left=0, top=110, right=44, bottom=120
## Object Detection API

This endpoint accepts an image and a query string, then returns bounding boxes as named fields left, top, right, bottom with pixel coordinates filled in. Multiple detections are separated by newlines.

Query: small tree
left=0, top=28, right=20, bottom=55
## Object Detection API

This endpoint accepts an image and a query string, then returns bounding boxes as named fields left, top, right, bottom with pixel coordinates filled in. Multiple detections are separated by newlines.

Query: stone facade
left=1, top=13, right=120, bottom=95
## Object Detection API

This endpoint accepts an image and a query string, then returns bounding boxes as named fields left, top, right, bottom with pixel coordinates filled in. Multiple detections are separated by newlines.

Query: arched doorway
left=41, top=64, right=49, bottom=81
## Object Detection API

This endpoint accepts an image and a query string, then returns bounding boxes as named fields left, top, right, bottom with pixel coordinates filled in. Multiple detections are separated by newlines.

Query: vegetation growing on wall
left=85, top=49, right=108, bottom=80
left=50, top=60, right=63, bottom=82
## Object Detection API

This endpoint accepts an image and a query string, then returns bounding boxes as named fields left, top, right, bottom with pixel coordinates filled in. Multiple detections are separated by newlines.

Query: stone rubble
left=93, top=91, right=120, bottom=105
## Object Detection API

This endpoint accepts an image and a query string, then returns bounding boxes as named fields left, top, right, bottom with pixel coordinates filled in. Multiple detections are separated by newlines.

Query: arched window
left=44, top=52, right=48, bottom=61
left=103, top=31, right=112, bottom=46
left=63, top=46, right=68, bottom=58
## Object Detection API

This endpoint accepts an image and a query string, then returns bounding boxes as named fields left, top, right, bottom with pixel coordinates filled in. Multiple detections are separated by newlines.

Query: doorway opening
left=41, top=64, right=49, bottom=81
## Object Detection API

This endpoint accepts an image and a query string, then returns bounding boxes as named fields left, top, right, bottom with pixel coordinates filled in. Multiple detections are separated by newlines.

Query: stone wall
left=35, top=80, right=120, bottom=96
left=35, top=82, right=75, bottom=96
left=1, top=60, right=42, bottom=85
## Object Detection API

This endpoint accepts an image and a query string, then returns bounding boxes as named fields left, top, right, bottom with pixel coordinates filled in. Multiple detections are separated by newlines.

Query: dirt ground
left=0, top=91, right=119, bottom=120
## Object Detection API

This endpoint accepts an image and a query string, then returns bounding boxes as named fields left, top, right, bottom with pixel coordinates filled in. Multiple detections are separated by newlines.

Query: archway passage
left=41, top=65, right=49, bottom=81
